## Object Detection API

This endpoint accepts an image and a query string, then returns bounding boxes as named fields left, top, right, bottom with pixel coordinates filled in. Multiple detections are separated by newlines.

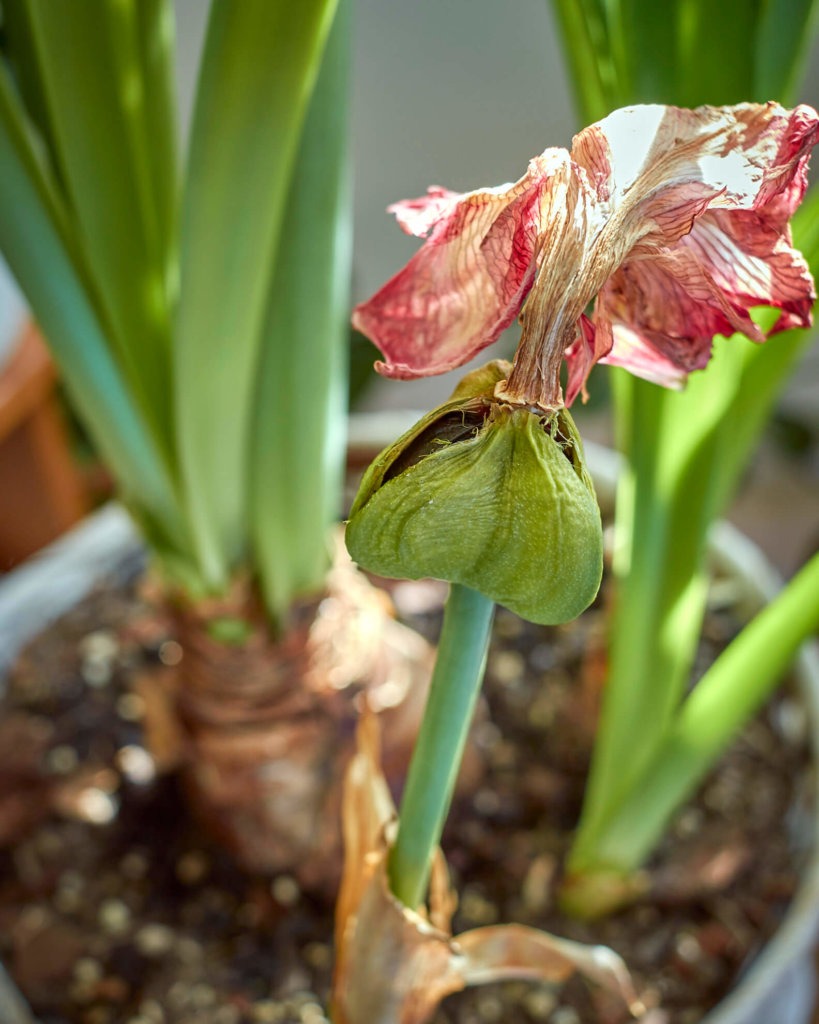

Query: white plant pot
left=1, top=422, right=818, bottom=1023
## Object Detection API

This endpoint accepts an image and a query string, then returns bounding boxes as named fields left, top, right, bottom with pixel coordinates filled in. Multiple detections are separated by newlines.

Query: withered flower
left=354, top=103, right=818, bottom=412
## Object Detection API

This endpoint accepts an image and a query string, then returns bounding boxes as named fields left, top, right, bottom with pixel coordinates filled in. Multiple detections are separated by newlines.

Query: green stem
left=388, top=584, right=494, bottom=910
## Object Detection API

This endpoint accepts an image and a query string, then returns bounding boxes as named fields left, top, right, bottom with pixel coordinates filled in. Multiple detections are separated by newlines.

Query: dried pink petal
left=355, top=102, right=819, bottom=411
left=388, top=188, right=461, bottom=236
left=580, top=103, right=818, bottom=399
left=352, top=154, right=564, bottom=380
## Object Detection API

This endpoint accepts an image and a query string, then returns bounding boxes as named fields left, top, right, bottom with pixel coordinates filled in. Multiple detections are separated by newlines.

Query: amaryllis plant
left=339, top=93, right=819, bottom=1016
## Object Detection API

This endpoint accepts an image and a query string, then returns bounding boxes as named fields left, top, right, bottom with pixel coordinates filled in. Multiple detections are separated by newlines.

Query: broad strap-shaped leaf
left=569, top=190, right=819, bottom=882
left=133, top=0, right=178, bottom=289
left=174, top=0, right=339, bottom=589
left=551, top=0, right=819, bottom=899
left=249, top=0, right=352, bottom=625
left=0, top=62, right=184, bottom=549
left=576, top=543, right=819, bottom=878
left=673, top=0, right=758, bottom=105
left=8, top=0, right=178, bottom=453
left=1, top=0, right=57, bottom=160
left=549, top=0, right=616, bottom=122
left=755, top=0, right=819, bottom=102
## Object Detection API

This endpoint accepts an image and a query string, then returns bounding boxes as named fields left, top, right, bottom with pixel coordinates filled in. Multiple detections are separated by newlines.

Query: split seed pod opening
left=346, top=361, right=603, bottom=625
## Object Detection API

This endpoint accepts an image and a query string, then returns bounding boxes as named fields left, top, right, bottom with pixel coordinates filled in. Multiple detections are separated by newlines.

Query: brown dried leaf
left=331, top=713, right=646, bottom=1024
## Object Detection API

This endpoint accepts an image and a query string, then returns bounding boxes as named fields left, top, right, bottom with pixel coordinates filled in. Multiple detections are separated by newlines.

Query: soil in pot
left=0, top=564, right=812, bottom=1024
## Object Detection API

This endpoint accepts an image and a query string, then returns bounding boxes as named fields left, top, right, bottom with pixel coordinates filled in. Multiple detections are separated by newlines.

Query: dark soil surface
left=0, top=570, right=813, bottom=1024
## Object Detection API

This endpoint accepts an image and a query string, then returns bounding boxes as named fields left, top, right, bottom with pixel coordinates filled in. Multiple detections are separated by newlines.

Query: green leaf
left=549, top=0, right=617, bottom=120
left=13, top=0, right=178, bottom=453
left=555, top=0, right=819, bottom=898
left=574, top=304, right=814, bottom=869
left=133, top=0, right=178, bottom=293
left=617, top=0, right=682, bottom=103
left=793, top=185, right=819, bottom=269
left=675, top=0, right=760, bottom=104
left=249, top=0, right=351, bottom=625
left=0, top=62, right=184, bottom=549
left=574, top=377, right=701, bottom=853
left=1, top=0, right=58, bottom=156
left=572, top=545, right=819, bottom=877
left=701, top=189, right=819, bottom=522
left=755, top=0, right=819, bottom=100
left=174, top=0, right=339, bottom=589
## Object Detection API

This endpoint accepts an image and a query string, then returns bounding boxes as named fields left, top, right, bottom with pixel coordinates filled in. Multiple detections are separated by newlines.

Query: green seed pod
left=346, top=361, right=603, bottom=625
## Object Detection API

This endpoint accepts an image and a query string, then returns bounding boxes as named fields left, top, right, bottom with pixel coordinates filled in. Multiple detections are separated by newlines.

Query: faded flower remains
left=347, top=103, right=818, bottom=623
left=354, top=102, right=818, bottom=411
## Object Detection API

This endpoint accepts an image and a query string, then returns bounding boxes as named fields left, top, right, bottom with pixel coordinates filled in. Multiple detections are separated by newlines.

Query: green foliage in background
left=551, top=0, right=819, bottom=913
left=0, top=0, right=351, bottom=628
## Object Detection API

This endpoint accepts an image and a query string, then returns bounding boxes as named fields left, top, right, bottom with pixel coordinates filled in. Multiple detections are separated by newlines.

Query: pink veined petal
left=752, top=103, right=818, bottom=216
left=388, top=187, right=461, bottom=237
left=564, top=314, right=613, bottom=407
left=599, top=323, right=691, bottom=388
left=595, top=251, right=746, bottom=384
left=554, top=101, right=819, bottom=401
left=352, top=153, right=566, bottom=381
left=681, top=209, right=815, bottom=332
left=574, top=103, right=816, bottom=217
left=355, top=102, right=818, bottom=404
